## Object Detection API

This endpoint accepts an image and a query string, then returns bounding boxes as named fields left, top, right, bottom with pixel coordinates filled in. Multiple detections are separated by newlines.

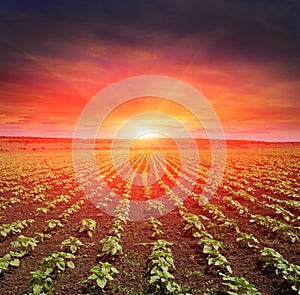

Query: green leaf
left=70, top=245, right=76, bottom=254
left=203, top=245, right=212, bottom=254
left=10, top=249, right=27, bottom=257
left=226, top=265, right=232, bottom=273
left=57, top=261, right=65, bottom=271
left=207, top=257, right=214, bottom=265
left=33, top=284, right=43, bottom=294
left=149, top=275, right=160, bottom=284
left=106, top=274, right=114, bottom=281
left=45, top=277, right=53, bottom=290
left=97, top=278, right=107, bottom=289
left=9, top=258, right=20, bottom=266
left=67, top=261, right=75, bottom=269
left=45, top=267, right=53, bottom=275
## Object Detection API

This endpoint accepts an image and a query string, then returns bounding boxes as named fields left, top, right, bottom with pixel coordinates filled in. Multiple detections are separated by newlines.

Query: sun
left=138, top=131, right=163, bottom=139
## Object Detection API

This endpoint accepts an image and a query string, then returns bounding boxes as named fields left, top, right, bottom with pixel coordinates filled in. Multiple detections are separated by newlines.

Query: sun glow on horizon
left=138, top=131, right=165, bottom=139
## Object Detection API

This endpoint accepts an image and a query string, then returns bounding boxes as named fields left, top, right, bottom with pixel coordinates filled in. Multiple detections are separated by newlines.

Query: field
left=0, top=137, right=299, bottom=295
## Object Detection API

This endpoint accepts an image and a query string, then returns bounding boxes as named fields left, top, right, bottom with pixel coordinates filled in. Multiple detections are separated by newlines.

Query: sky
left=0, top=0, right=299, bottom=141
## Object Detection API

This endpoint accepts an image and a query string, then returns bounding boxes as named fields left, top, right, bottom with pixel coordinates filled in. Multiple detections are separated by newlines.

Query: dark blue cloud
left=0, top=0, right=299, bottom=78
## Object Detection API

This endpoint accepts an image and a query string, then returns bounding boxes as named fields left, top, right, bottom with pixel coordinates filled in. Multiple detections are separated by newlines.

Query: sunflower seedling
left=79, top=218, right=97, bottom=238
left=61, top=236, right=83, bottom=254
left=83, top=262, right=119, bottom=291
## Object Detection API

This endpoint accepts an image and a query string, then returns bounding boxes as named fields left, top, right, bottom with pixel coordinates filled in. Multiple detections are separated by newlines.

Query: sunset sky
left=0, top=0, right=299, bottom=141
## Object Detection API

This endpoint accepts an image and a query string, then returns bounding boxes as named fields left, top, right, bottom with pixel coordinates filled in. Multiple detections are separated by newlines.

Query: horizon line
left=0, top=135, right=299, bottom=143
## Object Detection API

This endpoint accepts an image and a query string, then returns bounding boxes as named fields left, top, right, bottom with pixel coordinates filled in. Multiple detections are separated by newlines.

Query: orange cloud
left=0, top=43, right=299, bottom=141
